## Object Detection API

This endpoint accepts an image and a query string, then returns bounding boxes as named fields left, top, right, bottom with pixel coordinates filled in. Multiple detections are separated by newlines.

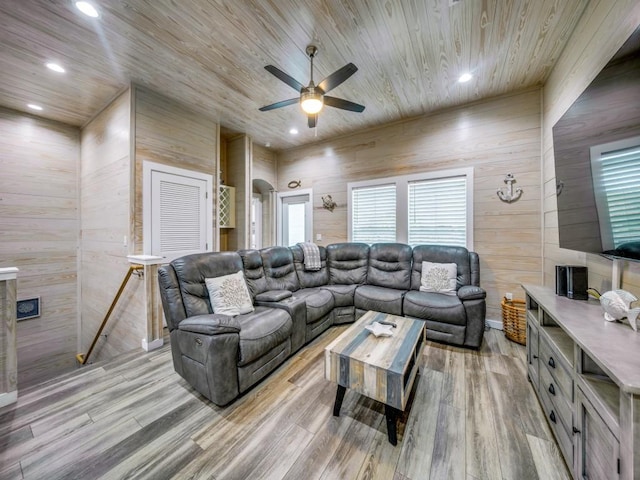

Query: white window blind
left=408, top=176, right=467, bottom=247
left=594, top=144, right=640, bottom=247
left=159, top=180, right=203, bottom=252
left=349, top=168, right=473, bottom=248
left=352, top=184, right=396, bottom=243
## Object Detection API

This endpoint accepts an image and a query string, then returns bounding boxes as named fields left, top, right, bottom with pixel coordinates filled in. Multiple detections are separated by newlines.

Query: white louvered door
left=144, top=162, right=213, bottom=261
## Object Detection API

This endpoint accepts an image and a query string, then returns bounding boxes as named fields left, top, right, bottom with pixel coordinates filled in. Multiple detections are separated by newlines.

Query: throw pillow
left=420, top=261, right=457, bottom=295
left=205, top=271, right=254, bottom=316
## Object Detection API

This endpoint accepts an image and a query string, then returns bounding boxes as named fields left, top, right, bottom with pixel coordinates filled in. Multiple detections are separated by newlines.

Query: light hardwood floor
left=0, top=327, right=570, bottom=480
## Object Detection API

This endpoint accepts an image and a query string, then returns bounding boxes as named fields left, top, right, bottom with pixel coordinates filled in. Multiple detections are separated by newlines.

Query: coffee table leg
left=333, top=385, right=346, bottom=416
left=385, top=405, right=399, bottom=446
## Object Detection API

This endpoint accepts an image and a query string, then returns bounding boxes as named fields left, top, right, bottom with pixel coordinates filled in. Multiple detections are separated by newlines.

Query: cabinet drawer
left=539, top=335, right=573, bottom=401
left=540, top=386, right=574, bottom=467
left=540, top=365, right=572, bottom=431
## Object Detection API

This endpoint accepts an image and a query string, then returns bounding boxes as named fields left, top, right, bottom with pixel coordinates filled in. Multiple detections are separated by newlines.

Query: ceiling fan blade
left=308, top=114, right=318, bottom=128
left=324, top=96, right=365, bottom=112
left=259, top=98, right=299, bottom=112
left=264, top=65, right=304, bottom=92
left=317, top=63, right=358, bottom=93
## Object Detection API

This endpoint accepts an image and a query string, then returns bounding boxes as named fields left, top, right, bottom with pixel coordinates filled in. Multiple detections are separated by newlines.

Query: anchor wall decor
left=497, top=173, right=523, bottom=203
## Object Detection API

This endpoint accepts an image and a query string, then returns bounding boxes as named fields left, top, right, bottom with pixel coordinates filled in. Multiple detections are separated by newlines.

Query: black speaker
left=566, top=266, right=588, bottom=300
left=555, top=265, right=567, bottom=296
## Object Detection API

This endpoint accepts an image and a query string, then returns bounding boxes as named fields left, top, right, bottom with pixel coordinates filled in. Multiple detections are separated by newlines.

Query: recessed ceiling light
left=27, top=104, right=43, bottom=111
left=45, top=62, right=65, bottom=73
left=289, top=128, right=298, bottom=135
left=75, top=1, right=99, bottom=17
left=458, top=73, right=473, bottom=83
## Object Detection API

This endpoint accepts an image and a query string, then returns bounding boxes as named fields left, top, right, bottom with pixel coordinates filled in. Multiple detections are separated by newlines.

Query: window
left=408, top=176, right=467, bottom=246
left=348, top=168, right=473, bottom=248
left=352, top=183, right=396, bottom=243
left=591, top=137, right=640, bottom=250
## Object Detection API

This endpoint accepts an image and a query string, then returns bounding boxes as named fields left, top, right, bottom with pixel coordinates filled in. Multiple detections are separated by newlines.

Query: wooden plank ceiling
left=0, top=0, right=589, bottom=150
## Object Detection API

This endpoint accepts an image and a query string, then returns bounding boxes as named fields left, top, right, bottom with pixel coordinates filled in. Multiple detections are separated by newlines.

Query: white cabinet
left=219, top=185, right=236, bottom=228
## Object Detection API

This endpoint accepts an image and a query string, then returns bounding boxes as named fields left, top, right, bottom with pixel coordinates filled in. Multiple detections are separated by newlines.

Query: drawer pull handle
left=548, top=357, right=556, bottom=368
left=549, top=411, right=557, bottom=424
left=572, top=427, right=581, bottom=435
left=548, top=384, right=556, bottom=395
left=195, top=338, right=203, bottom=346
left=533, top=355, right=539, bottom=359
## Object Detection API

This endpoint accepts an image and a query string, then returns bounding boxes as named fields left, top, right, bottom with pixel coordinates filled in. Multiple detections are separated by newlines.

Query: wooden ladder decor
left=76, top=264, right=144, bottom=365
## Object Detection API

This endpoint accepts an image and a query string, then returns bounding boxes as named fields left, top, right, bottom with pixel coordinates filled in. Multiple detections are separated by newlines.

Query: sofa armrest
left=255, top=289, right=293, bottom=302
left=178, top=314, right=241, bottom=335
left=254, top=296, right=306, bottom=352
left=458, top=285, right=486, bottom=301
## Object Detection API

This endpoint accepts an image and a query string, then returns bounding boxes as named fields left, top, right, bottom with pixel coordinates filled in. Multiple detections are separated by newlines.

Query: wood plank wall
left=79, top=90, right=146, bottom=363
left=133, top=85, right=219, bottom=253
left=0, top=107, right=80, bottom=388
left=542, top=0, right=640, bottom=296
left=277, top=89, right=543, bottom=321
left=226, top=135, right=251, bottom=251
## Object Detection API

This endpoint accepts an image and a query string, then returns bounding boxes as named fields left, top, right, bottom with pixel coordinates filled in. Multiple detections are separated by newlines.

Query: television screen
left=552, top=27, right=640, bottom=262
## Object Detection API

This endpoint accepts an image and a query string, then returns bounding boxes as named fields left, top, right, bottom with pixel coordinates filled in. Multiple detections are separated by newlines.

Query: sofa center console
left=523, top=284, right=640, bottom=479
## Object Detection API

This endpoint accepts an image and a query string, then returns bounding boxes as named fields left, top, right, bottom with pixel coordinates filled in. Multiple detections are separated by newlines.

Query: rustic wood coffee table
left=324, top=310, right=426, bottom=445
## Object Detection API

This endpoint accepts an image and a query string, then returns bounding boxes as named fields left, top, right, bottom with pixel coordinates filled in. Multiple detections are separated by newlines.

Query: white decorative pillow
left=205, top=271, right=254, bottom=316
left=420, top=261, right=457, bottom=295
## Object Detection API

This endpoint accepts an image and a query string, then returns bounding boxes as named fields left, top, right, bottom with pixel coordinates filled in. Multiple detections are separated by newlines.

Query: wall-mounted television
left=553, top=26, right=640, bottom=262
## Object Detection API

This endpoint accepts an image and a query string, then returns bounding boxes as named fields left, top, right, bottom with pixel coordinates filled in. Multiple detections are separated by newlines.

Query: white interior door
left=278, top=189, right=312, bottom=246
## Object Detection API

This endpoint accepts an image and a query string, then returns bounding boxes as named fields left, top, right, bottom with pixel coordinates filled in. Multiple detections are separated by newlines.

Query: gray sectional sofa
left=158, top=242, right=486, bottom=405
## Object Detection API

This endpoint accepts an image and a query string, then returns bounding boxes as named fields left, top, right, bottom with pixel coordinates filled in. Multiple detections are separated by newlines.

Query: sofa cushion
left=411, top=245, right=472, bottom=291
left=236, top=307, right=292, bottom=366
left=322, top=284, right=358, bottom=307
left=205, top=271, right=254, bottom=316
left=261, top=246, right=300, bottom=291
left=171, top=251, right=244, bottom=318
left=327, top=242, right=369, bottom=284
left=354, top=285, right=405, bottom=316
left=403, top=290, right=467, bottom=326
left=291, top=244, right=329, bottom=288
left=367, top=243, right=412, bottom=289
left=420, top=261, right=457, bottom=295
left=294, top=288, right=335, bottom=324
left=238, top=249, right=268, bottom=299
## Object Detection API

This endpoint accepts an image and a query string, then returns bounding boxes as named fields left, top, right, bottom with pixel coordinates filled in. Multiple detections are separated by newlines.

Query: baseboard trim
left=142, top=338, right=164, bottom=352
left=0, top=391, right=18, bottom=408
left=486, top=318, right=503, bottom=330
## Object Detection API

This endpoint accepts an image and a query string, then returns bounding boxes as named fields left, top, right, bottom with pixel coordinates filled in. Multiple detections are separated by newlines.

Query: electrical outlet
left=505, top=292, right=513, bottom=301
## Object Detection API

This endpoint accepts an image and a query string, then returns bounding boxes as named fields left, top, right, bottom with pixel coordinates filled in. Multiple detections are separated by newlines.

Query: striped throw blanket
left=298, top=242, right=321, bottom=271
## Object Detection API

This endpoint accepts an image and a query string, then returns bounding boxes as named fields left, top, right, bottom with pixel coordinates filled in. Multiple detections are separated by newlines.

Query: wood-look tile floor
left=0, top=327, right=571, bottom=480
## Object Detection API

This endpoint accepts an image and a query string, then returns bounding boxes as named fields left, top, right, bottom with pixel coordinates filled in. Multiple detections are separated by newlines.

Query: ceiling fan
left=259, top=45, right=365, bottom=128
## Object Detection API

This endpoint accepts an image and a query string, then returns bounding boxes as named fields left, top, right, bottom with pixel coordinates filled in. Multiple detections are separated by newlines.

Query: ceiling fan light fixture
left=300, top=90, right=324, bottom=114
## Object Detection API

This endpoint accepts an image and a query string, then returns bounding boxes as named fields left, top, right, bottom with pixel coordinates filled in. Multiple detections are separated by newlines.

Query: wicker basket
left=502, top=298, right=527, bottom=345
